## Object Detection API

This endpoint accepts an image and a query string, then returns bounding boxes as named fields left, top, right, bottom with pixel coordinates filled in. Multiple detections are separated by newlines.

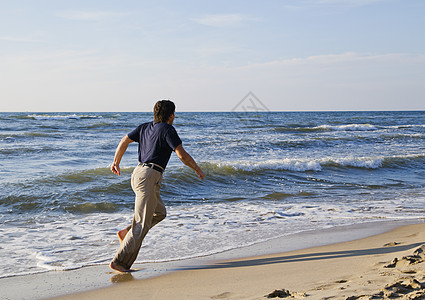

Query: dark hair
left=153, top=100, right=175, bottom=123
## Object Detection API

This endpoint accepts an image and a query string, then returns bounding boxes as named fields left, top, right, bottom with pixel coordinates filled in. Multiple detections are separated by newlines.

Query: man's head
left=153, top=100, right=175, bottom=124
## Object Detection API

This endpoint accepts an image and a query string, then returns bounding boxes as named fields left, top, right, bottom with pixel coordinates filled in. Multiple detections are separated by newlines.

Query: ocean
left=0, top=111, right=424, bottom=279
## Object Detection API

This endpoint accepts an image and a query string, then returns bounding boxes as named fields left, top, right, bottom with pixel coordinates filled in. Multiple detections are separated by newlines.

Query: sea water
left=0, top=111, right=424, bottom=278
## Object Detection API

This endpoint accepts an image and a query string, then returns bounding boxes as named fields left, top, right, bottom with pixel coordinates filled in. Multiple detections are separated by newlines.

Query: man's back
left=128, top=121, right=182, bottom=169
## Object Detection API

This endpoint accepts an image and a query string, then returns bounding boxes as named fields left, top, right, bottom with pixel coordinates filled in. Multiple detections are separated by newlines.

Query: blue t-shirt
left=127, top=121, right=182, bottom=169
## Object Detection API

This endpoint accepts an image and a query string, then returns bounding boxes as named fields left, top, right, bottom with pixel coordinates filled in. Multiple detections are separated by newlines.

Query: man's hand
left=196, top=168, right=205, bottom=180
left=175, top=144, right=205, bottom=180
left=111, top=163, right=121, bottom=176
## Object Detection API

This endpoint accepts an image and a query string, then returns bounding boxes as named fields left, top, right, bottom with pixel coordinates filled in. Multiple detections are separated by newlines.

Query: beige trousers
left=112, top=165, right=166, bottom=269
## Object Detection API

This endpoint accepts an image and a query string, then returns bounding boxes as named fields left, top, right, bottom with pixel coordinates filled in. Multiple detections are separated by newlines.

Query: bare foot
left=117, top=228, right=129, bottom=243
left=109, top=261, right=131, bottom=273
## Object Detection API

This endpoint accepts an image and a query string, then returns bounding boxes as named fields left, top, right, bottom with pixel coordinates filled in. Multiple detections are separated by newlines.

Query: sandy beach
left=42, top=221, right=425, bottom=300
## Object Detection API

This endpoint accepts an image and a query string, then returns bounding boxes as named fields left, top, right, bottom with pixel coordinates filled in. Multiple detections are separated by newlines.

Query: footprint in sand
left=384, top=257, right=398, bottom=268
left=265, top=289, right=307, bottom=298
left=384, top=244, right=425, bottom=268
left=379, top=278, right=425, bottom=297
left=211, top=292, right=233, bottom=299
left=383, top=242, right=401, bottom=247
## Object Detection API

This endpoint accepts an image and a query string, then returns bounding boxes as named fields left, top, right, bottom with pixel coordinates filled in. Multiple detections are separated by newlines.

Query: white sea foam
left=315, top=124, right=378, bottom=131
left=215, top=158, right=323, bottom=172
left=389, top=124, right=425, bottom=129
left=28, top=114, right=100, bottom=120
left=323, top=156, right=384, bottom=169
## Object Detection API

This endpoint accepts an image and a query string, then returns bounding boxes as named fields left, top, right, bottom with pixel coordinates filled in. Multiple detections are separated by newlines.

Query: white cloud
left=55, top=11, right=132, bottom=21
left=192, top=14, right=258, bottom=27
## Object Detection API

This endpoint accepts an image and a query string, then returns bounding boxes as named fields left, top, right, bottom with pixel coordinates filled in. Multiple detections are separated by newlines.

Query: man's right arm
left=111, top=135, right=134, bottom=176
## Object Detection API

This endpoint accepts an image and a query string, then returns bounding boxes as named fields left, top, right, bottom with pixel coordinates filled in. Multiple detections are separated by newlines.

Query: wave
left=391, top=124, right=425, bottom=129
left=85, top=122, right=114, bottom=129
left=204, top=154, right=425, bottom=173
left=269, top=135, right=375, bottom=148
left=64, top=201, right=117, bottom=213
left=27, top=114, right=101, bottom=120
left=0, top=167, right=135, bottom=212
left=274, top=123, right=425, bottom=134
left=0, top=132, right=53, bottom=140
left=261, top=191, right=316, bottom=200
left=1, top=151, right=423, bottom=215
left=37, top=167, right=134, bottom=185
left=380, top=133, right=425, bottom=140
left=0, top=146, right=61, bottom=155
left=315, top=124, right=378, bottom=131
left=274, top=123, right=378, bottom=133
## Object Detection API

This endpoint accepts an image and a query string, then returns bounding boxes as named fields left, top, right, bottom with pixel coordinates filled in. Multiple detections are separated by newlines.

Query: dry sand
left=53, top=222, right=425, bottom=300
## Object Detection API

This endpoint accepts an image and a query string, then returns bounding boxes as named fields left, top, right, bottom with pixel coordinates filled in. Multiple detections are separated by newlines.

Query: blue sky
left=1, top=0, right=424, bottom=111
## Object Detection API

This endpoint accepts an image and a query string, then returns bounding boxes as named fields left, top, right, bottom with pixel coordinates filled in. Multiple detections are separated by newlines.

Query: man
left=109, top=100, right=204, bottom=272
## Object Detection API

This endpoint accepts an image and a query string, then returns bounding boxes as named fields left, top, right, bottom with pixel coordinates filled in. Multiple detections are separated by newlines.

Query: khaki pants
left=112, top=165, right=166, bottom=269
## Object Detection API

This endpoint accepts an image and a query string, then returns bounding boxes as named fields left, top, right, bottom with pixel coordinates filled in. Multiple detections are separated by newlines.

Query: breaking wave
left=274, top=123, right=378, bottom=133
left=27, top=114, right=101, bottom=120
left=205, top=154, right=425, bottom=173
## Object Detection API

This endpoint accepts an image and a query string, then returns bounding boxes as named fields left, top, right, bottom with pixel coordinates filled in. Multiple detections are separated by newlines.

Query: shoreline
left=1, top=219, right=423, bottom=300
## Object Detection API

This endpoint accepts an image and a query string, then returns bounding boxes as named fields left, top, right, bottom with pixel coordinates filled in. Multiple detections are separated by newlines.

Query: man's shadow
left=178, top=242, right=425, bottom=271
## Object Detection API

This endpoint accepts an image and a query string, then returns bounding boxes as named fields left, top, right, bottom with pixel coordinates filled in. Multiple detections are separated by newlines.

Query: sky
left=0, top=0, right=424, bottom=112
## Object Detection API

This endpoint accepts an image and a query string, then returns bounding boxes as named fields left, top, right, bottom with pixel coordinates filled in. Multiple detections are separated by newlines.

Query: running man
left=109, top=100, right=204, bottom=272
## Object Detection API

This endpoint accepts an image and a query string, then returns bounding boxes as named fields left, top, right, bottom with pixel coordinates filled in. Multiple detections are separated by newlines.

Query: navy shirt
left=127, top=122, right=182, bottom=169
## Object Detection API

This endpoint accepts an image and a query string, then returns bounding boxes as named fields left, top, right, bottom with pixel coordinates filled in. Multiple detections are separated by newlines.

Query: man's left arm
left=174, top=144, right=205, bottom=180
